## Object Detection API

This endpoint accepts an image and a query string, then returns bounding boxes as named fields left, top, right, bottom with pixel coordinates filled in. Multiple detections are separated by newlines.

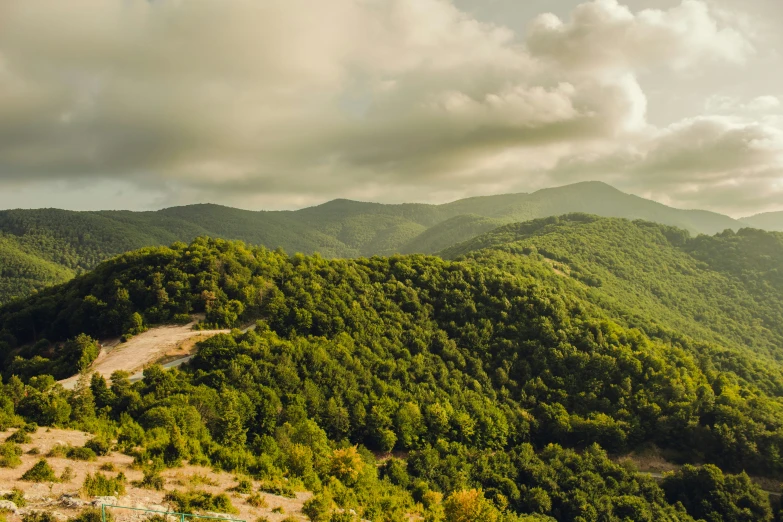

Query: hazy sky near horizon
left=0, top=0, right=781, bottom=216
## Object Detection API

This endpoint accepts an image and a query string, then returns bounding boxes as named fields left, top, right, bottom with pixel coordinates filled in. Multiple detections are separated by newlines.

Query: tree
left=444, top=489, right=499, bottom=522
left=213, top=389, right=247, bottom=448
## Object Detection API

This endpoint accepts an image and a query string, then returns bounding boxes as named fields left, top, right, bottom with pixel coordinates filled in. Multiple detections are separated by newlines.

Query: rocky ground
left=0, top=428, right=310, bottom=522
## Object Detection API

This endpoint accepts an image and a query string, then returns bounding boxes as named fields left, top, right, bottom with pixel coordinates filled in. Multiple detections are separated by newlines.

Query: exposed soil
left=59, top=322, right=229, bottom=390
left=0, top=428, right=310, bottom=522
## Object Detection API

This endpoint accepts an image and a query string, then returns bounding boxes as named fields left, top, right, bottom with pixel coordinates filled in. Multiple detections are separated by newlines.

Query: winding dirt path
left=58, top=321, right=229, bottom=390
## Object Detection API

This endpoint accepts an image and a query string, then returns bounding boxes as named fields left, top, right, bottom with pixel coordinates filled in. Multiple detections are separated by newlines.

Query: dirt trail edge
left=58, top=320, right=230, bottom=390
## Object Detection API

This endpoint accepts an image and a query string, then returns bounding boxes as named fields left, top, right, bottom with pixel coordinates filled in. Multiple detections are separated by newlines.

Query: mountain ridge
left=0, top=181, right=768, bottom=304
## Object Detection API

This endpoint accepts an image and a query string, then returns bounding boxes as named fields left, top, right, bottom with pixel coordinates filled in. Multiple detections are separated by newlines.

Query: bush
left=82, top=472, right=127, bottom=496
left=99, top=462, right=117, bottom=471
left=231, top=477, right=253, bottom=493
left=61, top=466, right=74, bottom=482
left=69, top=507, right=113, bottom=522
left=133, top=469, right=165, bottom=491
left=67, top=446, right=97, bottom=461
left=21, top=459, right=59, bottom=482
left=0, top=442, right=22, bottom=468
left=302, top=492, right=333, bottom=522
left=85, top=437, right=112, bottom=456
left=164, top=490, right=238, bottom=515
left=258, top=479, right=296, bottom=498
left=247, top=493, right=268, bottom=508
left=47, top=444, right=69, bottom=458
left=48, top=444, right=96, bottom=461
left=6, top=430, right=31, bottom=444
left=21, top=512, right=57, bottom=522
left=2, top=488, right=25, bottom=508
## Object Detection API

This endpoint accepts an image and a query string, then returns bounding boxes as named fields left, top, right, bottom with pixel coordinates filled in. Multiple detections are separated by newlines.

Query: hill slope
left=1, top=236, right=782, bottom=520
left=441, top=215, right=783, bottom=366
left=743, top=211, right=783, bottom=232
left=0, top=182, right=756, bottom=304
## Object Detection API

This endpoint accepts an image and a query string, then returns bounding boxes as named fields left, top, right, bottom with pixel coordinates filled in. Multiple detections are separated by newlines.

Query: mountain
left=743, top=211, right=783, bottom=232
left=1, top=233, right=781, bottom=521
left=0, top=181, right=759, bottom=304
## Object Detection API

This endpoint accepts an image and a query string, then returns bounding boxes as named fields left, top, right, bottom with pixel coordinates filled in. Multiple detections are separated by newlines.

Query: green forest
left=0, top=182, right=774, bottom=305
left=2, top=216, right=783, bottom=520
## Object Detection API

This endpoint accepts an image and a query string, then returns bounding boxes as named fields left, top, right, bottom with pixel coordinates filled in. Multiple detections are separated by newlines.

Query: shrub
left=85, top=437, right=112, bottom=456
left=21, top=459, right=59, bottom=482
left=82, top=472, right=127, bottom=497
left=302, top=492, right=333, bottom=522
left=6, top=430, right=31, bottom=444
left=47, top=444, right=69, bottom=458
left=2, top=488, right=25, bottom=508
left=231, top=477, right=253, bottom=494
left=61, top=466, right=74, bottom=482
left=99, top=462, right=117, bottom=471
left=67, top=446, right=97, bottom=461
left=271, top=507, right=284, bottom=514
left=188, top=473, right=217, bottom=487
left=21, top=512, right=57, bottom=522
left=69, top=507, right=113, bottom=522
left=133, top=469, right=165, bottom=491
left=0, top=442, right=22, bottom=468
left=164, top=490, right=238, bottom=515
left=258, top=479, right=296, bottom=498
left=247, top=493, right=268, bottom=508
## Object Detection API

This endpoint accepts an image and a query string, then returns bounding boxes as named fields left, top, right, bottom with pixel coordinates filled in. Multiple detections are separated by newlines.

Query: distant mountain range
left=0, top=180, right=778, bottom=303
left=742, top=211, right=783, bottom=232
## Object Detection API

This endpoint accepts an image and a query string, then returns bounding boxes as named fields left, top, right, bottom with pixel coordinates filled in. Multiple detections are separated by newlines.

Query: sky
left=0, top=0, right=781, bottom=217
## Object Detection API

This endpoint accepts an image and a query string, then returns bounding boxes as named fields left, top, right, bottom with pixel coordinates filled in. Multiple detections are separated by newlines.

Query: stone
left=60, top=495, right=88, bottom=508
left=91, top=496, right=118, bottom=507
left=0, top=500, right=18, bottom=513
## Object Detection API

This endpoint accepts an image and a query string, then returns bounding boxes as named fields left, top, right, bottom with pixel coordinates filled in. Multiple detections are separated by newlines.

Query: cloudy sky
left=0, top=0, right=781, bottom=217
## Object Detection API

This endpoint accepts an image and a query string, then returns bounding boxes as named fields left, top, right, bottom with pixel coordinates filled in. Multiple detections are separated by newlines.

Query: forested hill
left=2, top=235, right=783, bottom=520
left=0, top=181, right=755, bottom=304
left=442, top=215, right=783, bottom=368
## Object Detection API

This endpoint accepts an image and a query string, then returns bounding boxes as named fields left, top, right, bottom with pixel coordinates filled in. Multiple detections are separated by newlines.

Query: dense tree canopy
left=1, top=228, right=783, bottom=520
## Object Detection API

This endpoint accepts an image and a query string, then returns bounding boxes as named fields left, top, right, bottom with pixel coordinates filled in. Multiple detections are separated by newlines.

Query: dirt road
left=58, top=321, right=229, bottom=389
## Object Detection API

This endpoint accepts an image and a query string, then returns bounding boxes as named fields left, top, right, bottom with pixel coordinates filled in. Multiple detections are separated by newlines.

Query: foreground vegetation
left=1, top=226, right=783, bottom=519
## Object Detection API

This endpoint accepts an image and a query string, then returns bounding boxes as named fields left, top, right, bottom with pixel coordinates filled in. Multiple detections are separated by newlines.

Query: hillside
left=442, top=216, right=783, bottom=387
left=1, top=235, right=783, bottom=520
left=743, top=211, right=783, bottom=232
left=0, top=182, right=757, bottom=305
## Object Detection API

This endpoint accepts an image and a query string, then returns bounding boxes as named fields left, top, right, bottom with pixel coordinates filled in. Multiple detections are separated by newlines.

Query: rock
left=91, top=496, right=118, bottom=506
left=0, top=500, right=18, bottom=513
left=51, top=511, right=69, bottom=521
left=148, top=505, right=168, bottom=513
left=60, top=495, right=87, bottom=508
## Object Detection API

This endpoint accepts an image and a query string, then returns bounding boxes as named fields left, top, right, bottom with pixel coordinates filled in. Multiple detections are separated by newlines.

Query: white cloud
left=0, top=0, right=771, bottom=214
left=526, top=0, right=754, bottom=74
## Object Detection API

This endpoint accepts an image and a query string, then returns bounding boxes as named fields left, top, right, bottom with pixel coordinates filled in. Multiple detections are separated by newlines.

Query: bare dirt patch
left=59, top=322, right=229, bottom=390
left=0, top=428, right=309, bottom=522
